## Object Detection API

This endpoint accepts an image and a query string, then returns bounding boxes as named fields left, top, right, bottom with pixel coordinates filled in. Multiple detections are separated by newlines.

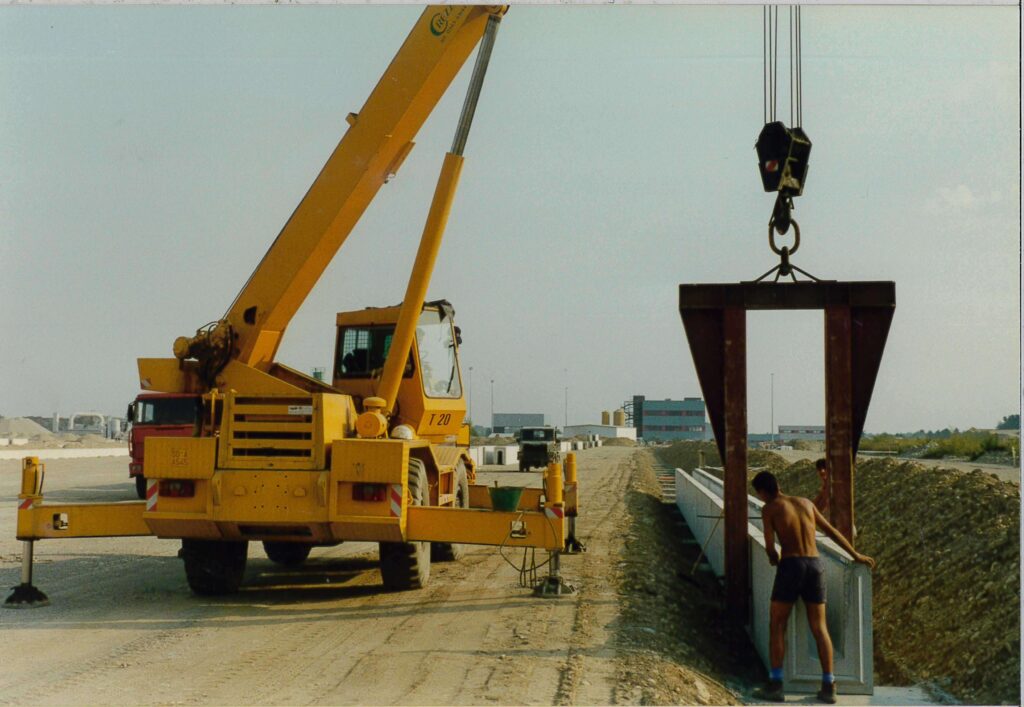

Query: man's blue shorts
left=771, top=556, right=826, bottom=604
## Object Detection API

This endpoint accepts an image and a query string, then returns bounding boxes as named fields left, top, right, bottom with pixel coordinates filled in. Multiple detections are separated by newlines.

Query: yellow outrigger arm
left=7, top=455, right=582, bottom=606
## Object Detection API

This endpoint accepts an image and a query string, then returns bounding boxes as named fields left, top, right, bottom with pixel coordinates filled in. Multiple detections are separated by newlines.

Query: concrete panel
left=676, top=468, right=874, bottom=695
left=675, top=468, right=727, bottom=577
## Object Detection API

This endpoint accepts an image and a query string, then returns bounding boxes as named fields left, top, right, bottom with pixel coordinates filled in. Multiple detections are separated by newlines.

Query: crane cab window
left=335, top=326, right=413, bottom=379
left=416, top=310, right=462, bottom=399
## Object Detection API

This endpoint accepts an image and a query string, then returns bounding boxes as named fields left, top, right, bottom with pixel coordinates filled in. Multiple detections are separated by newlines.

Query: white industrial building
left=562, top=424, right=636, bottom=441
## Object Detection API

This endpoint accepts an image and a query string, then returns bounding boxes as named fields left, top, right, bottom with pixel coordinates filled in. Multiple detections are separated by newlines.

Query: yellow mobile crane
left=8, top=5, right=582, bottom=604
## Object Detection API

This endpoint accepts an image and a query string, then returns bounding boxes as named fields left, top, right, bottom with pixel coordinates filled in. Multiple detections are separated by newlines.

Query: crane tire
left=379, top=459, right=431, bottom=590
left=432, top=460, right=469, bottom=562
left=263, top=541, right=313, bottom=566
left=181, top=539, right=248, bottom=595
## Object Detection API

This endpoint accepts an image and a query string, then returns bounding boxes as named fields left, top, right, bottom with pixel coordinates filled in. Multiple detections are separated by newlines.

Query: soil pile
left=0, top=417, right=55, bottom=439
left=601, top=437, right=636, bottom=447
left=656, top=440, right=787, bottom=477
left=615, top=450, right=762, bottom=704
left=0, top=418, right=124, bottom=449
left=774, top=458, right=1020, bottom=704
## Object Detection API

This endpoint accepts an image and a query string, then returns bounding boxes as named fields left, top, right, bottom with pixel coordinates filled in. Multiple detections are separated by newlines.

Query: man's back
left=765, top=495, right=819, bottom=557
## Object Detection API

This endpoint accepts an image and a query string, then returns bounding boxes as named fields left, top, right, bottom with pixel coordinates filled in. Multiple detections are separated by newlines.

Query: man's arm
left=761, top=505, right=780, bottom=566
left=812, top=504, right=875, bottom=569
left=812, top=486, right=829, bottom=514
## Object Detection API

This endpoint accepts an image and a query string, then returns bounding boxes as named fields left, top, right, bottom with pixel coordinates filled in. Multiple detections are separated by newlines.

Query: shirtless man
left=751, top=471, right=875, bottom=704
left=812, top=458, right=830, bottom=519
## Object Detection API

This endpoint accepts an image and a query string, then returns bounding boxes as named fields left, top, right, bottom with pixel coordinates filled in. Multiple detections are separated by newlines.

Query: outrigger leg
left=534, top=460, right=576, bottom=597
left=5, top=458, right=49, bottom=608
left=562, top=453, right=586, bottom=554
left=533, top=550, right=576, bottom=597
left=5, top=539, right=49, bottom=608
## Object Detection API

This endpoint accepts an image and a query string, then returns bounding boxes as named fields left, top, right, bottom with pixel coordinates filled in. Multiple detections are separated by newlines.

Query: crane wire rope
left=764, top=5, right=804, bottom=128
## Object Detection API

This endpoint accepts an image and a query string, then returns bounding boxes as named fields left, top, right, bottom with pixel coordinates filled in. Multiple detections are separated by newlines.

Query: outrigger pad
left=532, top=575, right=576, bottom=598
left=4, top=583, right=50, bottom=609
left=564, top=536, right=586, bottom=554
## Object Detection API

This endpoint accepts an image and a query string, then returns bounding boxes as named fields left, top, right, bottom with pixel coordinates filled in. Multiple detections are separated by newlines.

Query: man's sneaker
left=817, top=681, right=837, bottom=704
left=752, top=680, right=785, bottom=702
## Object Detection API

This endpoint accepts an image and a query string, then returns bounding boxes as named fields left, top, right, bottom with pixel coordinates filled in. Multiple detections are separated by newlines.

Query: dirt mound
left=0, top=417, right=54, bottom=439
left=616, top=450, right=761, bottom=703
left=656, top=440, right=787, bottom=477
left=601, top=437, right=636, bottom=447
left=775, top=458, right=1019, bottom=704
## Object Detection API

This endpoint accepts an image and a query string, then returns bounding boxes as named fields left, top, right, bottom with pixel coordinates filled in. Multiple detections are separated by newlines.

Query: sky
left=0, top=5, right=1019, bottom=434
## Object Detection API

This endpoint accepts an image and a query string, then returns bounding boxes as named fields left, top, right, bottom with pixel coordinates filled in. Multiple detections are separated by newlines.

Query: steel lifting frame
left=678, top=280, right=895, bottom=621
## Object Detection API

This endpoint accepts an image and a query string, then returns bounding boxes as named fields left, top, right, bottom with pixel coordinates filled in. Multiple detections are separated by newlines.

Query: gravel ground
left=0, top=448, right=746, bottom=706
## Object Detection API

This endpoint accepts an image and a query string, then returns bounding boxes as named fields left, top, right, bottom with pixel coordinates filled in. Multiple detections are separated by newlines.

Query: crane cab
left=333, top=300, right=466, bottom=443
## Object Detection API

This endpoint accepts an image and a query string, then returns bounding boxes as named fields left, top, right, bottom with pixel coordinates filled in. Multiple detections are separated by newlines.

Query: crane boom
left=152, top=5, right=505, bottom=393
left=232, top=4, right=501, bottom=369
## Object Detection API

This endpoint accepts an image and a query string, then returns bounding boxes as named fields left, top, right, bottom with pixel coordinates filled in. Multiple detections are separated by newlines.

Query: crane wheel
left=181, top=539, right=248, bottom=595
left=379, top=459, right=430, bottom=590
left=135, top=475, right=147, bottom=500
left=263, top=541, right=313, bottom=566
left=432, top=460, right=469, bottom=562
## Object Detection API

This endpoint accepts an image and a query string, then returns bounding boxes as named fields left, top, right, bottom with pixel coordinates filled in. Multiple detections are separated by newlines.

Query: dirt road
left=0, top=448, right=742, bottom=706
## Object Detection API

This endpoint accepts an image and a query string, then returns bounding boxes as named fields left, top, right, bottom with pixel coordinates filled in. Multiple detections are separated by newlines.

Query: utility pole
left=563, top=368, right=568, bottom=429
left=468, top=366, right=473, bottom=426
left=490, top=378, right=495, bottom=431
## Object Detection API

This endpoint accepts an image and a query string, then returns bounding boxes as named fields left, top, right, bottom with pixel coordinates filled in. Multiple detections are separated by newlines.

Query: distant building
left=492, top=413, right=544, bottom=435
left=778, top=425, right=826, bottom=441
left=631, top=395, right=706, bottom=442
left=562, top=424, right=637, bottom=441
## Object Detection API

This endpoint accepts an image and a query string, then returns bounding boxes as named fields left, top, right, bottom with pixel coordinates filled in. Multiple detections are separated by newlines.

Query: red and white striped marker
left=18, top=498, right=34, bottom=511
left=146, top=479, right=159, bottom=512
left=389, top=484, right=403, bottom=518
left=544, top=505, right=564, bottom=521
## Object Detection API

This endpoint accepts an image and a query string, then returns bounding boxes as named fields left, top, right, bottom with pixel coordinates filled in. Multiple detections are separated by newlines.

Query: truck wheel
left=135, top=475, right=147, bottom=500
left=379, top=459, right=430, bottom=590
left=263, top=541, right=312, bottom=566
left=181, top=539, right=248, bottom=595
left=519, top=461, right=527, bottom=472
left=432, top=460, right=469, bottom=562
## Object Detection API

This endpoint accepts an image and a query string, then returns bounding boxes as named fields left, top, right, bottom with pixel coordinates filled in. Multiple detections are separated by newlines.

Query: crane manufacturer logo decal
left=429, top=6, right=467, bottom=40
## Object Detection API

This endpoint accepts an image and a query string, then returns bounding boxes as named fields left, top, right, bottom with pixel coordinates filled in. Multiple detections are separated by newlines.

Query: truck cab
left=516, top=426, right=560, bottom=472
left=126, top=393, right=202, bottom=498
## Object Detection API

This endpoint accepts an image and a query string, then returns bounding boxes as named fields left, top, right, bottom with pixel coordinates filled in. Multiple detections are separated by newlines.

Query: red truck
left=126, top=393, right=202, bottom=499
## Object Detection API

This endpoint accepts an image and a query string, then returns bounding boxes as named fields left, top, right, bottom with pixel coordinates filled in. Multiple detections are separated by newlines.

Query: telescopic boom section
left=225, top=5, right=506, bottom=371
left=375, top=14, right=502, bottom=415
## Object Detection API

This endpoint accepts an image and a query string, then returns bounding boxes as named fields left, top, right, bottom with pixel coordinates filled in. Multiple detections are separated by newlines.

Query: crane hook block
left=755, top=121, right=812, bottom=198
